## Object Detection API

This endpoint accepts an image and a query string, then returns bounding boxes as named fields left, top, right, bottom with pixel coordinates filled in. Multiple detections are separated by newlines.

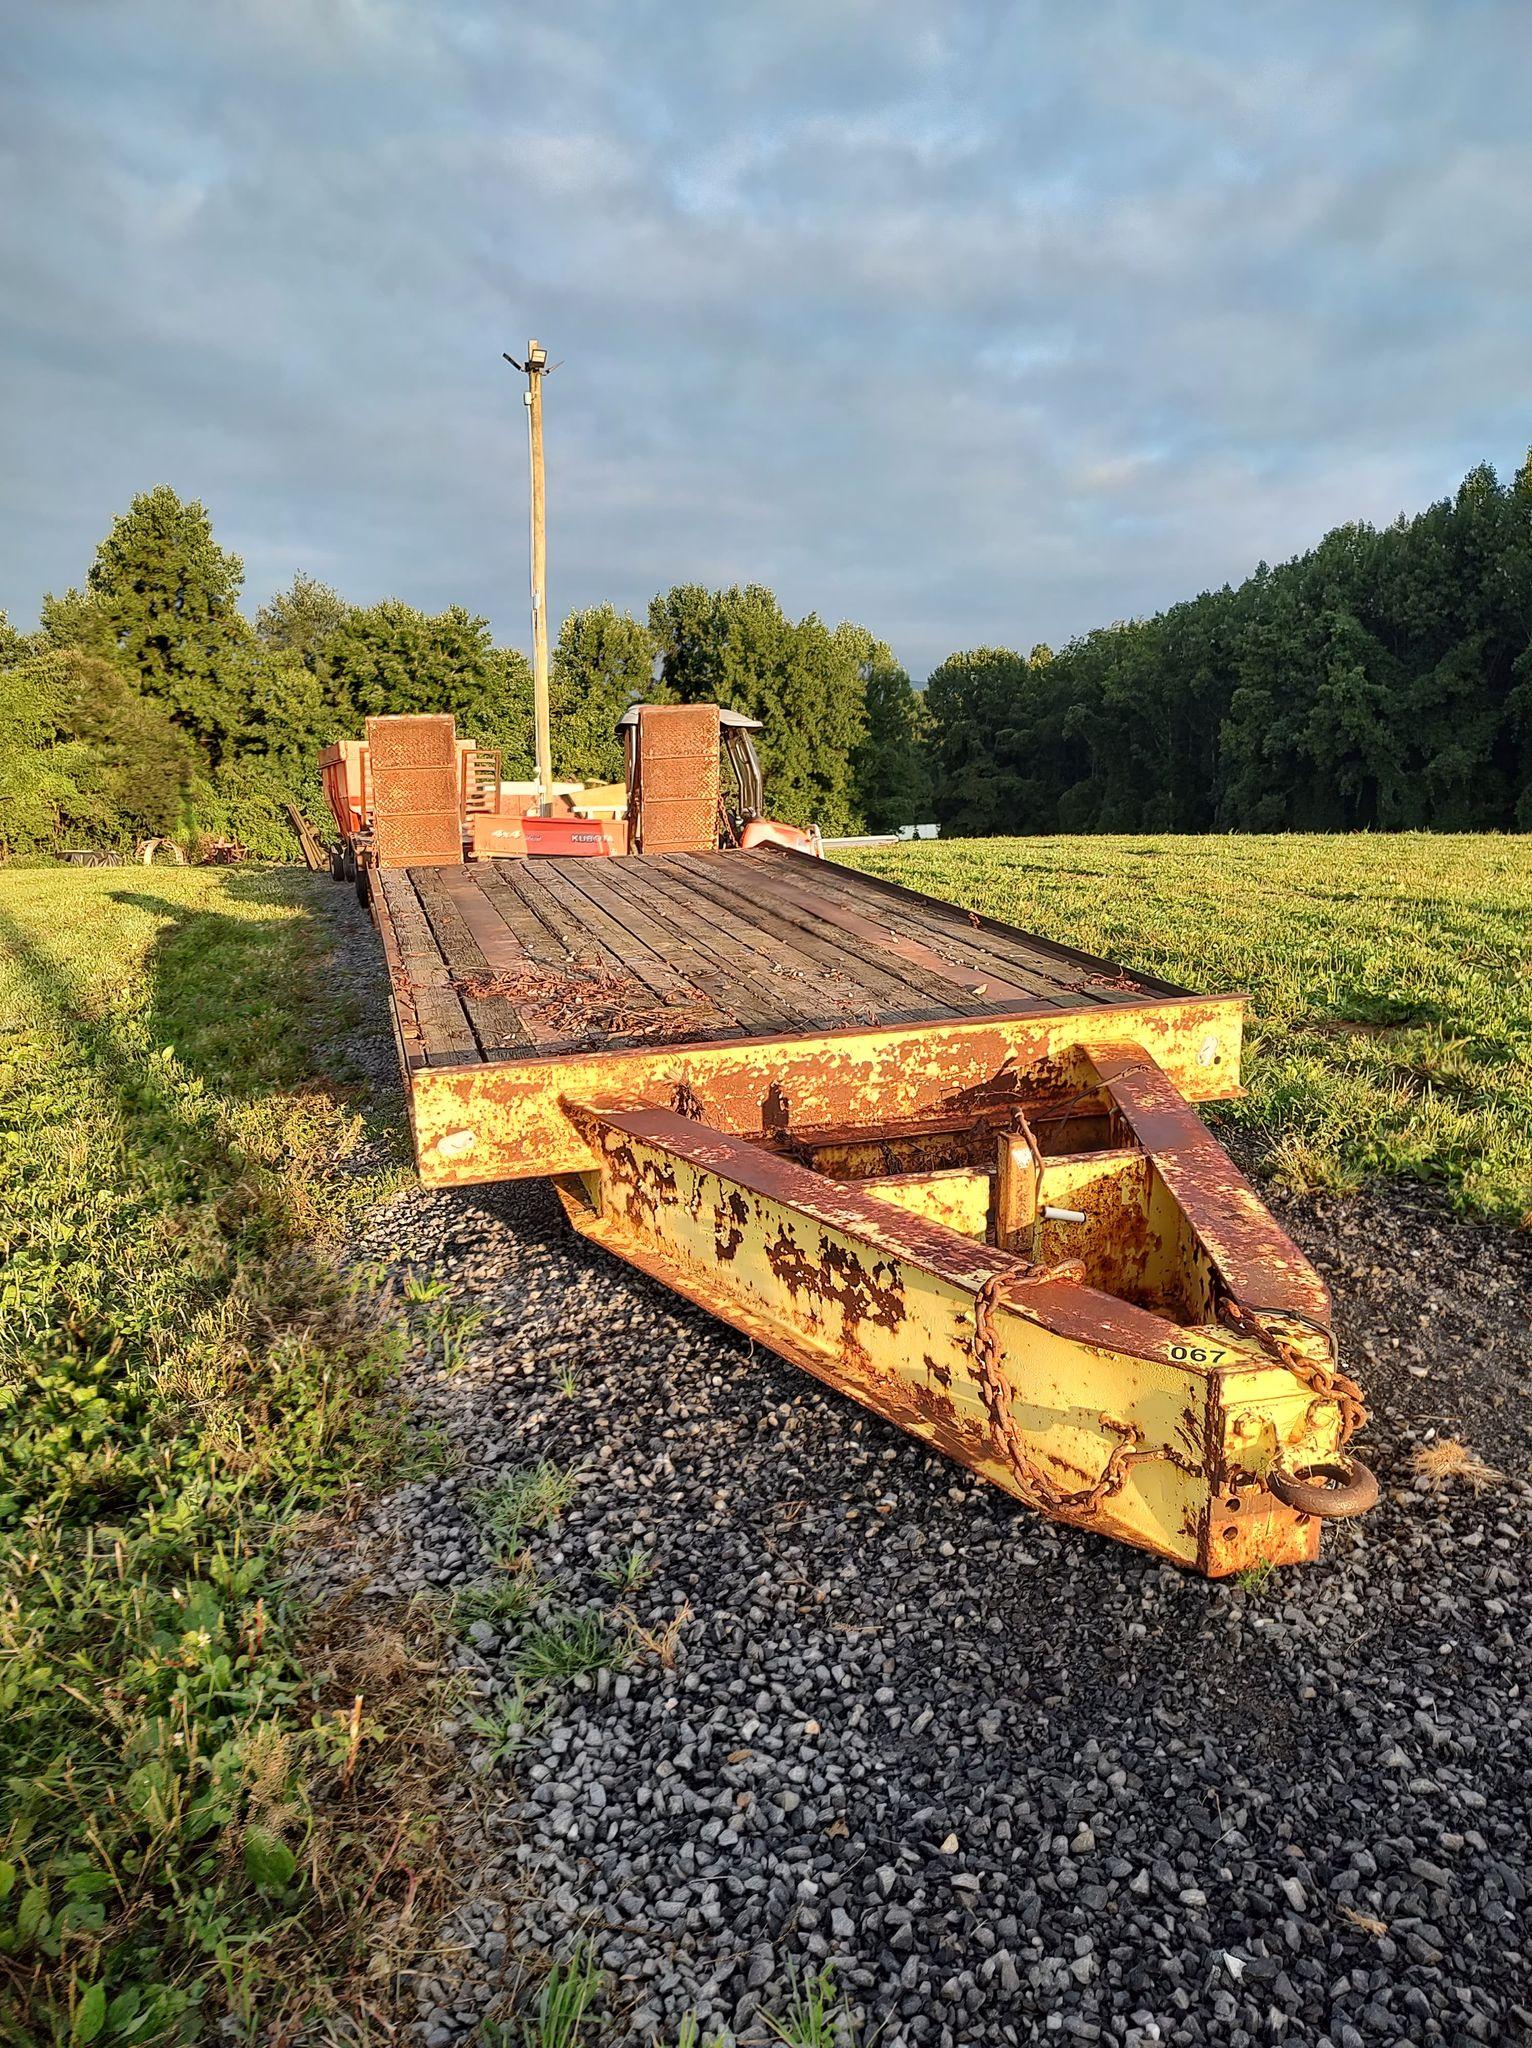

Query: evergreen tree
left=73, top=486, right=250, bottom=760
left=853, top=649, right=933, bottom=830
left=255, top=572, right=350, bottom=662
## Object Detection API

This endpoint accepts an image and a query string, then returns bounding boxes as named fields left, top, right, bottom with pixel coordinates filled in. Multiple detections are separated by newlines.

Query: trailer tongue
left=349, top=713, right=1375, bottom=1575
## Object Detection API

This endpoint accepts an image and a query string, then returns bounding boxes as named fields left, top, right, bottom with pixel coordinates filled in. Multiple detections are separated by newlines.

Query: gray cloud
left=3, top=0, right=1531, bottom=675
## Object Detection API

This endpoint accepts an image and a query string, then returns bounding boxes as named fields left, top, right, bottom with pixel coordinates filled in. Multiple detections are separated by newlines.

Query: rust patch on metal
left=762, top=1225, right=907, bottom=1335
left=713, top=1188, right=749, bottom=1262
left=673, top=1078, right=707, bottom=1120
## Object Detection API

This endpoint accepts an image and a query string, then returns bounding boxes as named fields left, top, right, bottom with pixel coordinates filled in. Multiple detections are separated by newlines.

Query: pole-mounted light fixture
left=504, top=341, right=554, bottom=814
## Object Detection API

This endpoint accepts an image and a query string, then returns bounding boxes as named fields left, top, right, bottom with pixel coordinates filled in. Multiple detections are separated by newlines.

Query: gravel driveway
left=309, top=880, right=1532, bottom=2048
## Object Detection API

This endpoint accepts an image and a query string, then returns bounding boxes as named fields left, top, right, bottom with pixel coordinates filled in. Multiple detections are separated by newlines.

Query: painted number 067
left=1168, top=1343, right=1227, bottom=1365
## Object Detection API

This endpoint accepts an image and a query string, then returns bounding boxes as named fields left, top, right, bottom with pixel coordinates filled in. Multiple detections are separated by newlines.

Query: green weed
left=430, top=1301, right=488, bottom=1375
left=471, top=1461, right=580, bottom=1553
left=481, top=1941, right=605, bottom=2048
left=396, top=1418, right=460, bottom=1481
left=463, top=1682, right=546, bottom=1766
left=668, top=2019, right=730, bottom=2048
left=764, top=1960, right=872, bottom=2046
left=516, top=1609, right=623, bottom=1687
left=598, top=1546, right=654, bottom=1594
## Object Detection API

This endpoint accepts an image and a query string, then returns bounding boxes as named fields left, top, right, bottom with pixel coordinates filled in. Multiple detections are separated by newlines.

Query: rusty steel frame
left=401, top=998, right=1245, bottom=1185
left=368, top=863, right=1374, bottom=1574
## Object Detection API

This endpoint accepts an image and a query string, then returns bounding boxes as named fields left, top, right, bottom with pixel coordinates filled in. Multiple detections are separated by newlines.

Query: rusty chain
left=970, top=1275, right=1155, bottom=1519
left=1224, top=1301, right=1369, bottom=1441
left=971, top=1272, right=1368, bottom=1523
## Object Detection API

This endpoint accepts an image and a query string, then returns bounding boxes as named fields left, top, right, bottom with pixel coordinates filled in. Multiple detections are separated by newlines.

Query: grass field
left=840, top=833, right=1532, bottom=1223
left=0, top=870, right=425, bottom=2043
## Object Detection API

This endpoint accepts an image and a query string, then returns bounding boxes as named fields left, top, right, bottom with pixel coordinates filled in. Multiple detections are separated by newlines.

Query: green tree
left=923, top=647, right=1032, bottom=835
left=647, top=584, right=718, bottom=703
left=550, top=604, right=656, bottom=781
left=0, top=654, right=93, bottom=848
left=648, top=584, right=869, bottom=831
left=842, top=630, right=932, bottom=830
left=0, top=611, right=28, bottom=666
left=0, top=650, right=196, bottom=849
left=74, top=486, right=250, bottom=759
left=255, top=572, right=350, bottom=663
left=922, top=449, right=1532, bottom=837
left=317, top=602, right=536, bottom=772
left=37, top=585, right=115, bottom=660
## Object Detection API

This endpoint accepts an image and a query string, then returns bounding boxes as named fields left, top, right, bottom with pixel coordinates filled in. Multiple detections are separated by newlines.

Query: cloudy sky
left=3, top=2, right=1530, bottom=676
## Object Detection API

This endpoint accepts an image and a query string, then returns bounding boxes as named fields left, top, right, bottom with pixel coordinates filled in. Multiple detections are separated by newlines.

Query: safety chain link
left=1225, top=1302, right=1369, bottom=1441
left=970, top=1274, right=1154, bottom=1519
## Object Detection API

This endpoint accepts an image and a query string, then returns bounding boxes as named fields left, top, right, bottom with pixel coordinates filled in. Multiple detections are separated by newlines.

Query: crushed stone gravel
left=298, top=879, right=1532, bottom=2048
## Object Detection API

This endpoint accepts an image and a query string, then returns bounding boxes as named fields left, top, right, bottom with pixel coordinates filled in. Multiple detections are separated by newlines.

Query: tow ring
left=1267, top=1456, right=1379, bottom=1520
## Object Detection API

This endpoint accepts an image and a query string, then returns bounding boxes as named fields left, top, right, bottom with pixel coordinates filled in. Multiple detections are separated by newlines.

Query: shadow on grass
left=105, top=869, right=398, bottom=1108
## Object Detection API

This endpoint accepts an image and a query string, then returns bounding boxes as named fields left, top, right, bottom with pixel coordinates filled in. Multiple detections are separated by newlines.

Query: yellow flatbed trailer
left=369, top=845, right=1375, bottom=1576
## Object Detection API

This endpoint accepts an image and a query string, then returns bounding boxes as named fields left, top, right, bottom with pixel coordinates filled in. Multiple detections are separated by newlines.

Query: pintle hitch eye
left=1267, top=1455, right=1379, bottom=1520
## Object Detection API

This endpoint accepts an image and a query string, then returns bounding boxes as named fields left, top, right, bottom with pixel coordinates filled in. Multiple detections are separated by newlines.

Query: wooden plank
left=373, top=872, right=480, bottom=1066
left=681, top=851, right=1002, bottom=1016
left=807, top=852, right=1183, bottom=1002
left=469, top=862, right=570, bottom=966
left=594, top=858, right=806, bottom=1034
left=531, top=860, right=702, bottom=1006
left=410, top=868, right=533, bottom=1059
left=619, top=855, right=881, bottom=1033
left=436, top=866, right=534, bottom=972
left=285, top=801, right=328, bottom=872
left=426, top=868, right=608, bottom=1055
left=784, top=854, right=1075, bottom=998
left=664, top=853, right=943, bottom=1026
left=777, top=854, right=1105, bottom=1004
left=712, top=851, right=1054, bottom=1011
left=554, top=859, right=760, bottom=1039
left=371, top=867, right=429, bottom=1073
left=499, top=859, right=621, bottom=971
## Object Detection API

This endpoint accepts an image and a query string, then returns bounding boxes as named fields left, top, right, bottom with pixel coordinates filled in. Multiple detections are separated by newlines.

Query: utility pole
left=505, top=340, right=554, bottom=815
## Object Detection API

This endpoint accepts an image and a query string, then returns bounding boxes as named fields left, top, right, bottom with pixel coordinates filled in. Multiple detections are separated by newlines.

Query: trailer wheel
left=342, top=842, right=357, bottom=882
left=355, top=864, right=370, bottom=909
left=329, top=844, right=344, bottom=881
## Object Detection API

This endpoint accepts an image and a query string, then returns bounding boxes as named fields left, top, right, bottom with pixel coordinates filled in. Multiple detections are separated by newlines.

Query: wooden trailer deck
left=372, top=848, right=1246, bottom=1189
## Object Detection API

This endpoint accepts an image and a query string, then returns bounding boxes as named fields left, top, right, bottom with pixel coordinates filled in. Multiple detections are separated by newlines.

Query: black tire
left=355, top=864, right=370, bottom=909
left=329, top=844, right=344, bottom=882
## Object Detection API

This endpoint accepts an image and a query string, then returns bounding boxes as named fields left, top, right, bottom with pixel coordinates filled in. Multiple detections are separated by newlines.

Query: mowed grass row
left=840, top=833, right=1532, bottom=1223
left=0, top=870, right=425, bottom=2042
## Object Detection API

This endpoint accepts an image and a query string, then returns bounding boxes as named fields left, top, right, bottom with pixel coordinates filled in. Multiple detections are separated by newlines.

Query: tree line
left=2, top=457, right=1528, bottom=859
left=0, top=487, right=929, bottom=856
left=927, top=455, right=1532, bottom=834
